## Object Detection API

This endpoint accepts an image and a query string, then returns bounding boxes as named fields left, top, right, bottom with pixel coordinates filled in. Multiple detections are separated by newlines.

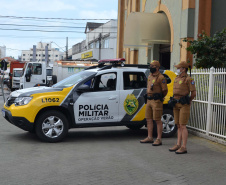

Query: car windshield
left=52, top=71, right=96, bottom=88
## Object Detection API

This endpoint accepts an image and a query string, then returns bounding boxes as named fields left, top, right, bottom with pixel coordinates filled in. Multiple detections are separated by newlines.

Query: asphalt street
left=0, top=91, right=226, bottom=185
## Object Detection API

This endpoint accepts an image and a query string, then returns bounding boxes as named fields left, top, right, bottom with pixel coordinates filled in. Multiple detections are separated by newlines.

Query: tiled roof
left=85, top=22, right=104, bottom=33
left=0, top=57, right=18, bottom=63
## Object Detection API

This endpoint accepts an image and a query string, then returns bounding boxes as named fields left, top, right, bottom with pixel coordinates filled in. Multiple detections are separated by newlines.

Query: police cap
left=150, top=60, right=160, bottom=67
left=175, top=61, right=190, bottom=68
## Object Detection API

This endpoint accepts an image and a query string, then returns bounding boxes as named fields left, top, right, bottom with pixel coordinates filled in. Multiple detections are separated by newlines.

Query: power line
left=0, top=28, right=83, bottom=33
left=0, top=28, right=117, bottom=33
left=0, top=23, right=118, bottom=29
left=51, top=42, right=66, bottom=52
left=0, top=15, right=115, bottom=21
left=6, top=47, right=22, bottom=51
left=0, top=16, right=87, bottom=25
left=0, top=35, right=85, bottom=39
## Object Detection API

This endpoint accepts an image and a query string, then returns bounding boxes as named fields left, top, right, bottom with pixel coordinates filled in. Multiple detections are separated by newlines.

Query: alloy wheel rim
left=42, top=116, right=64, bottom=138
left=161, top=113, right=175, bottom=134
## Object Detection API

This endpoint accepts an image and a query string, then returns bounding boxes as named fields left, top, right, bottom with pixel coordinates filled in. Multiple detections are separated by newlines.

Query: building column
left=126, top=0, right=140, bottom=64
left=198, top=0, right=212, bottom=36
left=180, top=38, right=194, bottom=66
left=116, top=0, right=125, bottom=58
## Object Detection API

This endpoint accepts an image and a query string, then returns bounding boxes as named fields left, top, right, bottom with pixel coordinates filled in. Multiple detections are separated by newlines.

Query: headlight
left=14, top=97, right=33, bottom=106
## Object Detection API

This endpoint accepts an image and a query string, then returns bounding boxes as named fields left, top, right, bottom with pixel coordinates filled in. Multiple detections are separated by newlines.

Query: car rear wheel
left=35, top=110, right=68, bottom=142
left=161, top=109, right=177, bottom=138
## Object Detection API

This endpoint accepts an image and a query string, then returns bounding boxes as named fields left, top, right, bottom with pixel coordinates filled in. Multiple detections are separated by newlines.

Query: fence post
left=206, top=67, right=214, bottom=135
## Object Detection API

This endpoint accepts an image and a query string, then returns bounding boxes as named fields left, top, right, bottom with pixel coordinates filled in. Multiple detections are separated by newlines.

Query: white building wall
left=0, top=46, right=6, bottom=58
left=72, top=19, right=117, bottom=60
left=21, top=42, right=63, bottom=63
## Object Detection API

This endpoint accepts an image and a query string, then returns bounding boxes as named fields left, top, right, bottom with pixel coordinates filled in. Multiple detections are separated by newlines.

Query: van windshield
left=14, top=70, right=23, bottom=77
left=52, top=71, right=96, bottom=88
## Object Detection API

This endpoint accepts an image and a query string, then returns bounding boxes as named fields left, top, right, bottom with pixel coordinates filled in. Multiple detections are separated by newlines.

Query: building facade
left=21, top=42, right=63, bottom=64
left=72, top=20, right=118, bottom=60
left=0, top=46, right=6, bottom=58
left=117, top=0, right=226, bottom=70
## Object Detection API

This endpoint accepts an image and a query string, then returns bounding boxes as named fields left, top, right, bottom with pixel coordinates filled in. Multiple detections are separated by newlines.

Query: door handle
left=109, top=97, right=117, bottom=100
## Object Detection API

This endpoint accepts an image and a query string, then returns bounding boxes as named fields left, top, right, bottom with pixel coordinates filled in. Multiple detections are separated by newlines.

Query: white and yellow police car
left=2, top=58, right=176, bottom=142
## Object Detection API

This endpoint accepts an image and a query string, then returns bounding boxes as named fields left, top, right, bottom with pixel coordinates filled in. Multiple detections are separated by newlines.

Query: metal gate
left=188, top=67, right=226, bottom=144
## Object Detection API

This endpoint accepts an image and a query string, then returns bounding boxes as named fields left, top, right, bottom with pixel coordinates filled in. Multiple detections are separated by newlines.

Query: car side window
left=93, top=73, right=117, bottom=91
left=123, top=72, right=147, bottom=90
left=83, top=78, right=94, bottom=88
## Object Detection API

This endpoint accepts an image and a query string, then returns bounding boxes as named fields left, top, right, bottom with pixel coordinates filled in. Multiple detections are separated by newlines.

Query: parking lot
left=0, top=94, right=226, bottom=185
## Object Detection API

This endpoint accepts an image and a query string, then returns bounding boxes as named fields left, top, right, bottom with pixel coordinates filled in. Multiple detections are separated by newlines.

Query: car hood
left=10, top=86, right=63, bottom=98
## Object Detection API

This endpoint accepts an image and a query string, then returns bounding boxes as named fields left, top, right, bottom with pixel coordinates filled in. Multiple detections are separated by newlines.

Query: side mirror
left=25, top=72, right=31, bottom=82
left=25, top=75, right=31, bottom=82
left=76, top=84, right=91, bottom=93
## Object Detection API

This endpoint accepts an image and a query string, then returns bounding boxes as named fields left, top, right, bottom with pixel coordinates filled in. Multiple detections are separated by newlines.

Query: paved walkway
left=0, top=93, right=226, bottom=185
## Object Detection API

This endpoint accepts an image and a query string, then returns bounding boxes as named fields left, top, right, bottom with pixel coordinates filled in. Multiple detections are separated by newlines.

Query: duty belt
left=147, top=93, right=163, bottom=101
left=147, top=96, right=154, bottom=100
left=168, top=95, right=190, bottom=108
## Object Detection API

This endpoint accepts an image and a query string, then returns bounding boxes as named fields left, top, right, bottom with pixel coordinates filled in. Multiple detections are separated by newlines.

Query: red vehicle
left=9, top=61, right=25, bottom=90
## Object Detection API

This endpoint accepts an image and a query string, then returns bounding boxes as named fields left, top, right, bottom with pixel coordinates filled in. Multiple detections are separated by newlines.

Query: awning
left=124, top=12, right=171, bottom=48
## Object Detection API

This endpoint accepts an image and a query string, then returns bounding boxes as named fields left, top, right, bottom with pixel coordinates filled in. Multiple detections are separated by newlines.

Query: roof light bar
left=98, top=58, right=125, bottom=64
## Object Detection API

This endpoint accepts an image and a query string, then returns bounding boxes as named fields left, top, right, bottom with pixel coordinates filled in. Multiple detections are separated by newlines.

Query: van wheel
left=126, top=124, right=144, bottom=130
left=35, top=110, right=68, bottom=142
left=161, top=109, right=177, bottom=138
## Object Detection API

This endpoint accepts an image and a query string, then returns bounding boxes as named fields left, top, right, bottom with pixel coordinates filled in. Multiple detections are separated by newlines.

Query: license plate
left=2, top=110, right=5, bottom=117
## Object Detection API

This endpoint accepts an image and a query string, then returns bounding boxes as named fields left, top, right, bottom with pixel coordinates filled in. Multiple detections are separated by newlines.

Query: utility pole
left=66, top=37, right=68, bottom=60
left=45, top=44, right=49, bottom=65
left=98, top=33, right=101, bottom=60
left=33, top=45, right=36, bottom=62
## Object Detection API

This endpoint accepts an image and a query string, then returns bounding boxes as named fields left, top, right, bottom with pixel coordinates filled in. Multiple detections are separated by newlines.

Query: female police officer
left=140, top=60, right=168, bottom=146
left=169, top=61, right=196, bottom=154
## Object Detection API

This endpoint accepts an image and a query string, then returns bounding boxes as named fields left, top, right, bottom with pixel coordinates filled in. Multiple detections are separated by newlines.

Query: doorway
left=159, top=44, right=171, bottom=69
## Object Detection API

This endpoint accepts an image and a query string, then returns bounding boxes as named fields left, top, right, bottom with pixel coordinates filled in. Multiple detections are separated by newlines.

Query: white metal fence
left=188, top=67, right=226, bottom=143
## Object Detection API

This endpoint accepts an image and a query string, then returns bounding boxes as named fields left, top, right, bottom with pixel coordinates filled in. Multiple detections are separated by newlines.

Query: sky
left=0, top=0, right=118, bottom=59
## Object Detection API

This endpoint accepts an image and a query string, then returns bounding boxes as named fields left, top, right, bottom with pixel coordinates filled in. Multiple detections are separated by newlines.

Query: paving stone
left=0, top=98, right=225, bottom=185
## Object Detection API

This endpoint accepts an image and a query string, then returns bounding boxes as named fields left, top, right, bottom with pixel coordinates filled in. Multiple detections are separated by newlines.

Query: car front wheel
left=35, top=110, right=69, bottom=142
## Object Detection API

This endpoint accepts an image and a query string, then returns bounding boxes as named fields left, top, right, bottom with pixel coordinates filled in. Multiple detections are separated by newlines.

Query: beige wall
left=117, top=0, right=212, bottom=69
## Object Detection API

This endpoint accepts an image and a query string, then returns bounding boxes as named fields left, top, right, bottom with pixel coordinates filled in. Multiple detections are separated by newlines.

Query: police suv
left=2, top=58, right=177, bottom=142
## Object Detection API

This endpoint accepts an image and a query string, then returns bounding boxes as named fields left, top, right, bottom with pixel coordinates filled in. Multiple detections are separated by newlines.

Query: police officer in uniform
left=140, top=60, right=168, bottom=146
left=169, top=61, right=196, bottom=154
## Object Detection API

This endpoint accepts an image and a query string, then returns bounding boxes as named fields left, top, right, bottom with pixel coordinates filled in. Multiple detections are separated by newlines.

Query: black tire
left=52, top=75, right=57, bottom=84
left=161, top=109, right=177, bottom=138
left=126, top=124, right=144, bottom=130
left=35, top=110, right=68, bottom=142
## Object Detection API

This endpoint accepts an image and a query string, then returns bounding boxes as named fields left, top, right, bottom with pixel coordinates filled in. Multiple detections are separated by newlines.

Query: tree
left=184, top=28, right=226, bottom=68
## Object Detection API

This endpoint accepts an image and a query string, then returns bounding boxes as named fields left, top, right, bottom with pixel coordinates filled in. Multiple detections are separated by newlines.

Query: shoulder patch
left=189, top=78, right=195, bottom=85
left=162, top=79, right=166, bottom=83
